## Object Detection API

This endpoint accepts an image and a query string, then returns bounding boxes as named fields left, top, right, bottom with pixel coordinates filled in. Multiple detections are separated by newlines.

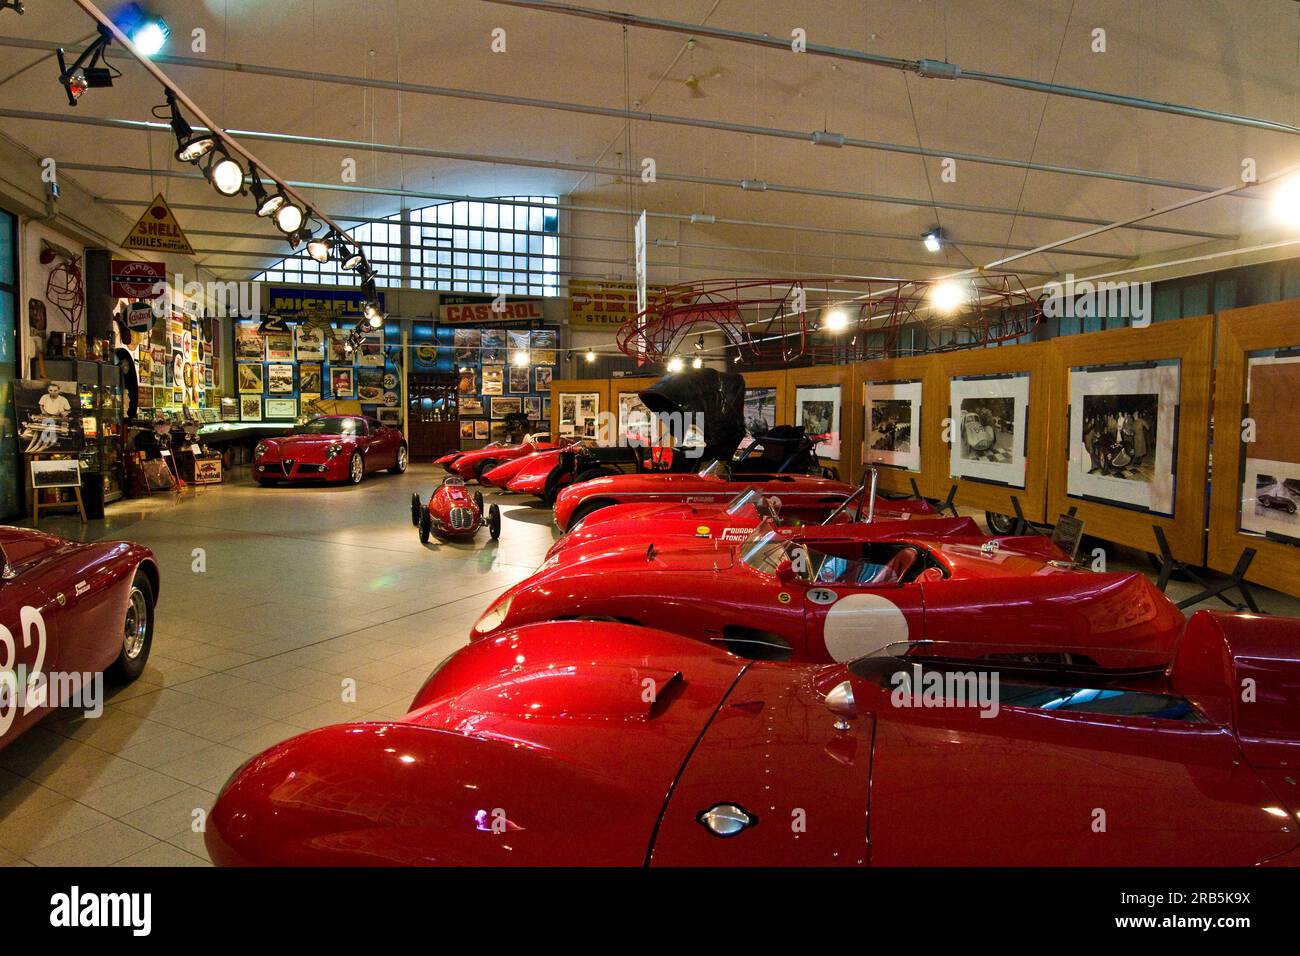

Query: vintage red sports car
left=0, top=526, right=159, bottom=751
left=473, top=517, right=1185, bottom=665
left=205, top=612, right=1300, bottom=866
left=480, top=451, right=554, bottom=490
left=447, top=434, right=566, bottom=482
left=410, top=478, right=501, bottom=543
left=497, top=446, right=569, bottom=498
left=552, top=460, right=868, bottom=531
left=254, top=415, right=407, bottom=486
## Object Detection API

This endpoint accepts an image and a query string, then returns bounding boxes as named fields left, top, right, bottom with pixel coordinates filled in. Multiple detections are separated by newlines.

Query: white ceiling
left=2, top=0, right=1299, bottom=284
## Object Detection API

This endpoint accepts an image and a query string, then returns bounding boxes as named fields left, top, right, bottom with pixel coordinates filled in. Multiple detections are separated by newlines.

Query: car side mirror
left=824, top=680, right=857, bottom=731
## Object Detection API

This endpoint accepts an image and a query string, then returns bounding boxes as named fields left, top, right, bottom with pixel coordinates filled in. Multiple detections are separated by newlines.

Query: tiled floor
left=0, top=463, right=557, bottom=866
left=1, top=466, right=1296, bottom=866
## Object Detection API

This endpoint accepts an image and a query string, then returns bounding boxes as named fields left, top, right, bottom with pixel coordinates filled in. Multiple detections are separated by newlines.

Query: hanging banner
left=121, top=194, right=195, bottom=256
left=438, top=295, right=546, bottom=325
left=569, top=280, right=669, bottom=329
left=634, top=210, right=648, bottom=319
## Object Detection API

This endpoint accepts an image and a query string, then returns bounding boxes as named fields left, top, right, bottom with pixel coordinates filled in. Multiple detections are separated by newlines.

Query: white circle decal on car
left=821, top=593, right=911, bottom=662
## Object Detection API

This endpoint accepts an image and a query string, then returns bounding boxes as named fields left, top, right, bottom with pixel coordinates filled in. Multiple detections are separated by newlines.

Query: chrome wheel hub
left=351, top=455, right=363, bottom=481
left=123, top=587, right=148, bottom=660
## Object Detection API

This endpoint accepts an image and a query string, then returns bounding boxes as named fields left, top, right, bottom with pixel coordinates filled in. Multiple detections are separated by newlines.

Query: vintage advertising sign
left=267, top=286, right=385, bottom=318
left=438, top=295, right=546, bottom=325
left=569, top=280, right=668, bottom=329
left=110, top=259, right=167, bottom=299
left=121, top=194, right=195, bottom=256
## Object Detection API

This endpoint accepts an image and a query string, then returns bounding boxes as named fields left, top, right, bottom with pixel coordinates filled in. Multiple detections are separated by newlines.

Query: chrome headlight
left=325, top=442, right=344, bottom=459
left=474, top=594, right=514, bottom=634
left=254, top=441, right=269, bottom=458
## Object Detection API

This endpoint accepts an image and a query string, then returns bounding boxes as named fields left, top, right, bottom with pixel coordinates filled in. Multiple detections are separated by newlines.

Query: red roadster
left=473, top=517, right=1184, bottom=664
left=0, top=526, right=159, bottom=750
left=552, top=460, right=865, bottom=531
left=205, top=611, right=1300, bottom=866
left=447, top=435, right=566, bottom=483
left=411, top=477, right=501, bottom=543
left=254, top=415, right=407, bottom=486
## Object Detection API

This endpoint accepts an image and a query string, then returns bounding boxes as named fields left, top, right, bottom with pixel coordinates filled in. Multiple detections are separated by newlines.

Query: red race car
left=447, top=434, right=566, bottom=483
left=254, top=415, right=407, bottom=486
left=501, top=446, right=575, bottom=500
left=205, top=612, right=1300, bottom=866
left=472, top=517, right=1185, bottom=665
left=410, top=477, right=501, bottom=543
left=0, top=526, right=159, bottom=751
left=552, top=460, right=865, bottom=531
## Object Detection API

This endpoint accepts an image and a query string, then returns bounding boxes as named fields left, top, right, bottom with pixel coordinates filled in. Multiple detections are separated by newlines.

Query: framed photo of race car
left=949, top=373, right=1029, bottom=488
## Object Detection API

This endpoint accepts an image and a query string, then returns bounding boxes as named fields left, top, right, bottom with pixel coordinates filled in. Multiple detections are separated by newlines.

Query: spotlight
left=56, top=36, right=115, bottom=106
left=922, top=228, right=944, bottom=253
left=341, top=246, right=365, bottom=271
left=930, top=279, right=968, bottom=314
left=163, top=91, right=214, bottom=162
left=287, top=226, right=314, bottom=250
left=692, top=356, right=703, bottom=369
left=666, top=356, right=684, bottom=372
left=307, top=234, right=335, bottom=263
left=511, top=350, right=529, bottom=367
left=248, top=167, right=285, bottom=217
left=119, top=4, right=170, bottom=57
left=365, top=311, right=384, bottom=330
left=695, top=334, right=704, bottom=351
left=822, top=307, right=849, bottom=332
left=584, top=350, right=596, bottom=363
left=1272, top=175, right=1300, bottom=226
left=203, top=149, right=244, bottom=197
left=274, top=202, right=305, bottom=235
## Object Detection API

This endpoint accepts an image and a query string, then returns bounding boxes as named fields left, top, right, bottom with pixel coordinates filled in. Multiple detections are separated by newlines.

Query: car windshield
left=297, top=417, right=360, bottom=436
left=739, top=519, right=792, bottom=574
left=724, top=487, right=779, bottom=518
left=699, top=459, right=731, bottom=480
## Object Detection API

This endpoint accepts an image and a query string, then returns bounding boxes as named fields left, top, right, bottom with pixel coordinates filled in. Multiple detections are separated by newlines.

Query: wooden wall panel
left=851, top=355, right=945, bottom=497
left=934, top=343, right=1057, bottom=523
left=784, top=364, right=856, bottom=481
left=548, top=378, right=611, bottom=442
left=1208, top=301, right=1300, bottom=597
left=1046, top=316, right=1213, bottom=565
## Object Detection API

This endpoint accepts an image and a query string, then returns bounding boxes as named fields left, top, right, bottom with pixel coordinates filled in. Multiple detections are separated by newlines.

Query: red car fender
left=504, top=448, right=569, bottom=494
left=480, top=455, right=534, bottom=489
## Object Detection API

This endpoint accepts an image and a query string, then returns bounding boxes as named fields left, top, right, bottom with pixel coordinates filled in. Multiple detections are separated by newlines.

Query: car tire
left=390, top=444, right=409, bottom=474
left=474, top=458, right=500, bottom=482
left=474, top=491, right=485, bottom=514
left=568, top=498, right=614, bottom=528
left=488, top=504, right=502, bottom=540
left=573, top=466, right=618, bottom=484
left=985, top=511, right=1018, bottom=535
left=541, top=464, right=568, bottom=505
left=106, top=571, right=154, bottom=685
left=411, top=493, right=422, bottom=527
left=347, top=452, right=365, bottom=485
left=419, top=508, right=432, bottom=544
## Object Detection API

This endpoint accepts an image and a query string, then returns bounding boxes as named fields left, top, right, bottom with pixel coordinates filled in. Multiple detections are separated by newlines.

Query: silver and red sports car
left=254, top=415, right=408, bottom=486
left=0, top=526, right=159, bottom=750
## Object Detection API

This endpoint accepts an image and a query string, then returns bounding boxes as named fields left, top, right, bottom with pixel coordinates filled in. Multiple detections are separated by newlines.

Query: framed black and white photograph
left=509, top=365, right=531, bottom=393
left=743, top=387, right=777, bottom=438
left=795, top=385, right=841, bottom=460
left=949, top=374, right=1029, bottom=487
left=491, top=396, right=522, bottom=419
left=377, top=407, right=401, bottom=427
left=267, top=364, right=295, bottom=394
left=1240, top=352, right=1300, bottom=542
left=30, top=457, right=82, bottom=489
left=865, top=380, right=922, bottom=472
left=15, top=379, right=85, bottom=454
left=1068, top=362, right=1180, bottom=515
left=618, top=391, right=654, bottom=446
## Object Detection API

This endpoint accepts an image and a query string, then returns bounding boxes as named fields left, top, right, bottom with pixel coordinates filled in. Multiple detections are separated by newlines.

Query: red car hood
left=481, top=455, right=537, bottom=488
left=0, top=526, right=75, bottom=566
left=205, top=623, right=748, bottom=866
left=260, top=434, right=351, bottom=461
left=504, top=448, right=567, bottom=492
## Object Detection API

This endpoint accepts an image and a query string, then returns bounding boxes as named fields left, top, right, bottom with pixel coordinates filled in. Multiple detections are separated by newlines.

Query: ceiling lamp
left=666, top=356, right=684, bottom=372
left=1271, top=175, right=1300, bottom=226
left=119, top=4, right=170, bottom=56
left=164, top=91, right=213, bottom=162
left=822, top=307, right=849, bottom=332
left=274, top=201, right=306, bottom=235
left=584, top=349, right=596, bottom=363
left=922, top=228, right=944, bottom=253
left=306, top=233, right=335, bottom=263
left=340, top=246, right=365, bottom=271
left=203, top=149, right=245, bottom=197
left=692, top=356, right=703, bottom=369
left=248, top=166, right=285, bottom=217
left=930, top=279, right=968, bottom=315
left=56, top=34, right=114, bottom=106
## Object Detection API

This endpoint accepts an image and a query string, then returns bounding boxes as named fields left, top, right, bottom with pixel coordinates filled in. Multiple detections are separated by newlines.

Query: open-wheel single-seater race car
left=473, top=516, right=1184, bottom=665
left=411, top=477, right=500, bottom=544
left=444, top=435, right=567, bottom=483
left=254, top=415, right=408, bottom=486
left=205, top=611, right=1300, bottom=866
left=0, top=526, right=159, bottom=751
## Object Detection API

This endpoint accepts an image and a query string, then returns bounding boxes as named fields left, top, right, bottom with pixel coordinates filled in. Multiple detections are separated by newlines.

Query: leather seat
left=874, top=546, right=919, bottom=584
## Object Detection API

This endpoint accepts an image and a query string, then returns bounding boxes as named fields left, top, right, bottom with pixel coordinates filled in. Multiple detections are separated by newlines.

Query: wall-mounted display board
left=549, top=379, right=610, bottom=442
left=785, top=364, right=855, bottom=477
left=1209, top=301, right=1300, bottom=596
left=612, top=377, right=659, bottom=447
left=1047, top=316, right=1213, bottom=565
left=935, top=343, right=1056, bottom=522
left=852, top=355, right=944, bottom=498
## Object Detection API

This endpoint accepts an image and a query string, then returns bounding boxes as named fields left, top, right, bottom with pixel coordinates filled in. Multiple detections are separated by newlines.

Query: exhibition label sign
left=121, top=194, right=195, bottom=256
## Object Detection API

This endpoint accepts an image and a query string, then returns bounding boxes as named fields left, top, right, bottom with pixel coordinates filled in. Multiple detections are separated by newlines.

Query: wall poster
left=1240, top=351, right=1300, bottom=543
left=1067, top=362, right=1180, bottom=515
left=743, top=387, right=777, bottom=438
left=795, top=384, right=842, bottom=461
left=865, top=380, right=922, bottom=473
left=559, top=392, right=600, bottom=439
left=948, top=373, right=1029, bottom=488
